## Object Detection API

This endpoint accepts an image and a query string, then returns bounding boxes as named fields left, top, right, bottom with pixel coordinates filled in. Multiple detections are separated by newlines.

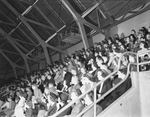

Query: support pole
left=0, top=28, right=30, bottom=73
left=61, top=0, right=90, bottom=49
left=0, top=50, right=26, bottom=79
left=77, top=22, right=89, bottom=49
left=42, top=45, right=51, bottom=65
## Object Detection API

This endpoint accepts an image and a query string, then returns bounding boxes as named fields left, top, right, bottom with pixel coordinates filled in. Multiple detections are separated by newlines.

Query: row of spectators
left=0, top=26, right=150, bottom=117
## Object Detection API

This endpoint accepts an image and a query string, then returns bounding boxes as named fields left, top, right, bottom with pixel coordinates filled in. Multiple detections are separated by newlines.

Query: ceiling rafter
left=100, top=1, right=113, bottom=17
left=1, top=0, right=67, bottom=66
left=43, top=0, right=66, bottom=25
left=34, top=5, right=58, bottom=31
left=3, top=32, right=35, bottom=63
left=0, top=23, right=36, bottom=47
left=0, top=21, right=36, bottom=51
left=57, top=0, right=72, bottom=17
left=14, top=41, right=29, bottom=53
left=0, top=20, right=15, bottom=27
left=12, top=32, right=36, bottom=46
left=0, top=48, right=20, bottom=56
left=113, top=0, right=132, bottom=18
left=0, top=22, right=22, bottom=48
left=0, top=37, right=5, bottom=40
left=0, top=40, right=7, bottom=48
left=62, top=0, right=104, bottom=34
left=76, top=0, right=87, bottom=9
left=61, top=0, right=102, bottom=49
left=0, top=27, right=37, bottom=73
left=101, top=1, right=150, bottom=29
left=18, top=0, right=56, bottom=40
left=22, top=4, right=55, bottom=42
left=81, top=0, right=102, bottom=18
left=27, top=24, right=66, bottom=56
left=75, top=0, right=97, bottom=22
left=8, top=22, right=22, bottom=37
left=26, top=0, right=107, bottom=56
left=97, top=7, right=107, bottom=19
left=21, top=0, right=39, bottom=16
left=0, top=11, right=38, bottom=47
left=14, top=38, right=35, bottom=46
left=0, top=49, right=25, bottom=70
left=18, top=26, right=38, bottom=46
left=0, top=50, right=25, bottom=78
left=18, top=0, right=34, bottom=5
left=0, top=10, right=16, bottom=25
left=123, top=0, right=132, bottom=11
left=25, top=17, right=56, bottom=31
left=96, top=8, right=101, bottom=27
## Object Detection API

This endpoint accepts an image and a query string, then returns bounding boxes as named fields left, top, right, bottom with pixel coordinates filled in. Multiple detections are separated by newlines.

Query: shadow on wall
left=105, top=26, right=118, bottom=39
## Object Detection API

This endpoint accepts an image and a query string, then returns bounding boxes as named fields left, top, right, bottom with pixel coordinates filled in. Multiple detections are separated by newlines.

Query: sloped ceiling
left=0, top=0, right=149, bottom=76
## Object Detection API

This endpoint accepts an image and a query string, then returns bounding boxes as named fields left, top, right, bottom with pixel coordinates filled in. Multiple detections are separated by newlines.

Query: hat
left=60, top=92, right=68, bottom=102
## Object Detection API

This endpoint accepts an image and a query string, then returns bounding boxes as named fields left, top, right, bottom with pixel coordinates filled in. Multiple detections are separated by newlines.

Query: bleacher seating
left=0, top=26, right=150, bottom=117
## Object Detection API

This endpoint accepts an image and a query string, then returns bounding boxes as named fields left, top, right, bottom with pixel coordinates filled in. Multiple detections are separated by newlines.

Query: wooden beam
left=0, top=27, right=33, bottom=73
left=0, top=20, right=15, bottom=27
left=25, top=17, right=56, bottom=31
left=0, top=48, right=20, bottom=56
left=0, top=10, right=16, bottom=25
left=0, top=50, right=26, bottom=78
left=18, top=0, right=34, bottom=4
left=11, top=37, right=36, bottom=46
left=34, top=5, right=58, bottom=31
left=2, top=0, right=67, bottom=66
left=27, top=0, right=104, bottom=56
left=101, top=1, right=150, bottom=29
left=18, top=27, right=38, bottom=46
left=43, top=0, right=66, bottom=25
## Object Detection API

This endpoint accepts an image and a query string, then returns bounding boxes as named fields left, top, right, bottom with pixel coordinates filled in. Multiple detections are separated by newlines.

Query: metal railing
left=51, top=51, right=138, bottom=117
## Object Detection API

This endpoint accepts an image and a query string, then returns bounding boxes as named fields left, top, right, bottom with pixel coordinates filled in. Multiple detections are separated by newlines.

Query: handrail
left=51, top=51, right=138, bottom=117
left=137, top=49, right=150, bottom=55
left=76, top=62, right=136, bottom=117
left=138, top=61, right=150, bottom=65
left=51, top=71, right=118, bottom=117
left=116, top=51, right=137, bottom=70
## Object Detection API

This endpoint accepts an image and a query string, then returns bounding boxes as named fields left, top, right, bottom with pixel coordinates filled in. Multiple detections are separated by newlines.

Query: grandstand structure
left=0, top=0, right=150, bottom=117
left=0, top=0, right=149, bottom=79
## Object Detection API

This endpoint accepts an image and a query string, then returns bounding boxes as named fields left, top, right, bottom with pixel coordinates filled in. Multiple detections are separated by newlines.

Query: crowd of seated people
left=0, top=26, right=150, bottom=117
